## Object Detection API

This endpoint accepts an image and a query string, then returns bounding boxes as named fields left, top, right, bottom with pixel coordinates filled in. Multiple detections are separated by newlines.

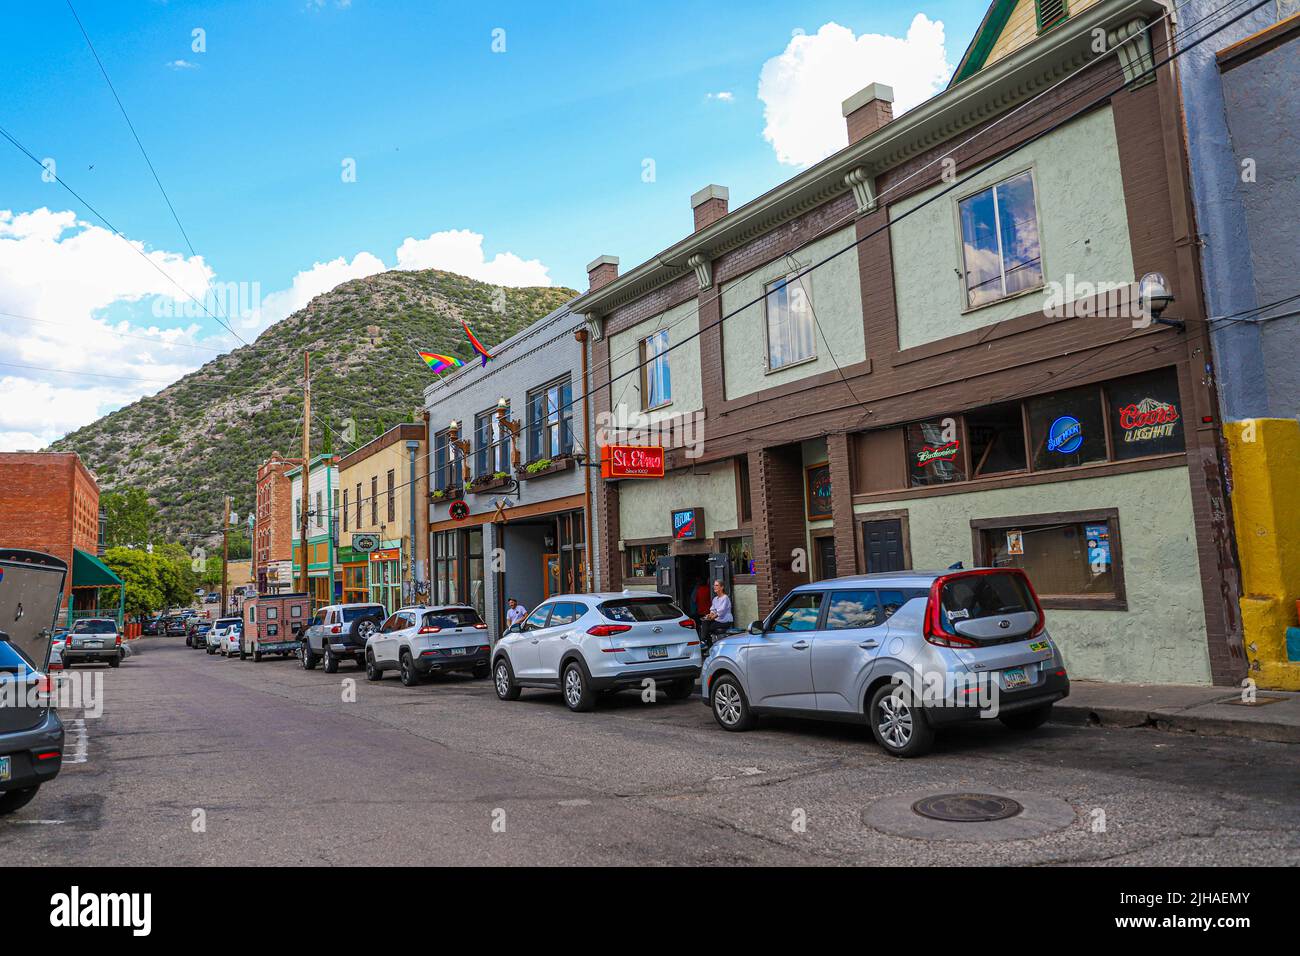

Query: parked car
left=185, top=619, right=211, bottom=648
left=0, top=550, right=68, bottom=817
left=365, top=605, right=490, bottom=685
left=142, top=616, right=162, bottom=636
left=204, top=593, right=219, bottom=604
left=492, top=592, right=700, bottom=712
left=164, top=616, right=188, bottom=637
left=63, top=618, right=123, bottom=668
left=207, top=617, right=240, bottom=655
left=299, top=603, right=386, bottom=673
left=701, top=569, right=1070, bottom=758
left=220, top=623, right=243, bottom=657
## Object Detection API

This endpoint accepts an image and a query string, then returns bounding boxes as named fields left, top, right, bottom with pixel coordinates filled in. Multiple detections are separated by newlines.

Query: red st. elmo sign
left=600, top=444, right=665, bottom=479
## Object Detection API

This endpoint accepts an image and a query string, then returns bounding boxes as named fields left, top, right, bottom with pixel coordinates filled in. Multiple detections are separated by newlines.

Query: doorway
left=654, top=553, right=712, bottom=616
left=813, top=534, right=837, bottom=581
left=861, top=518, right=906, bottom=573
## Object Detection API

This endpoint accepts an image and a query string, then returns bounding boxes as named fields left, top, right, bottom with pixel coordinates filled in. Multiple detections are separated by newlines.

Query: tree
left=102, top=489, right=157, bottom=548
left=102, top=547, right=165, bottom=618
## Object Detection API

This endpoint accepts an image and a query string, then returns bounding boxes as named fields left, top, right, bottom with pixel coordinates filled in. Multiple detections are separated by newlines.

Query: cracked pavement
left=6, top=637, right=1298, bottom=866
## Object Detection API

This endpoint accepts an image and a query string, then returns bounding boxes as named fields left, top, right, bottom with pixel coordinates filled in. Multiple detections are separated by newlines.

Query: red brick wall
left=749, top=445, right=810, bottom=616
left=255, top=457, right=299, bottom=583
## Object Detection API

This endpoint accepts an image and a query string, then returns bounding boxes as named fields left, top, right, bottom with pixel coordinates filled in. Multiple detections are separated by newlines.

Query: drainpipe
left=575, top=328, right=594, bottom=591
left=407, top=439, right=419, bottom=602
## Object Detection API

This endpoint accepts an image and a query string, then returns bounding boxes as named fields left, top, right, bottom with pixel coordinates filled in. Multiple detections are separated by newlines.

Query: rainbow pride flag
left=418, top=351, right=464, bottom=374
left=461, top=321, right=495, bottom=368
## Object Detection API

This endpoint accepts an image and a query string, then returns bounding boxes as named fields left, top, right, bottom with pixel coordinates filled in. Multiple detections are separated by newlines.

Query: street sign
left=353, top=533, right=380, bottom=554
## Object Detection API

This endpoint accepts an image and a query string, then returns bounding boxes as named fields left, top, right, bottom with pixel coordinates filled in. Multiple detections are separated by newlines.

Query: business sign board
left=352, top=533, right=380, bottom=554
left=672, top=507, right=702, bottom=541
left=601, top=444, right=665, bottom=479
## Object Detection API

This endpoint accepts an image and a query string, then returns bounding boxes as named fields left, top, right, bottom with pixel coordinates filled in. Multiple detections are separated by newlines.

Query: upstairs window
left=475, top=406, right=511, bottom=477
left=526, top=377, right=574, bottom=461
left=959, top=170, right=1043, bottom=309
left=765, top=273, right=816, bottom=370
left=640, top=329, right=672, bottom=409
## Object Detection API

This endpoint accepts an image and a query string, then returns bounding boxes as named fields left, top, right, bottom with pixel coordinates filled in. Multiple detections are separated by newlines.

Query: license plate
left=86, top=641, right=102, bottom=649
left=648, top=646, right=668, bottom=660
left=449, top=647, right=466, bottom=656
left=1002, top=667, right=1029, bottom=689
left=0, top=756, right=10, bottom=783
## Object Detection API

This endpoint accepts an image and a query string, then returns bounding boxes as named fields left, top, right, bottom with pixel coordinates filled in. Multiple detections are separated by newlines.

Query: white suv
left=365, top=605, right=490, bottom=686
left=491, top=592, right=701, bottom=712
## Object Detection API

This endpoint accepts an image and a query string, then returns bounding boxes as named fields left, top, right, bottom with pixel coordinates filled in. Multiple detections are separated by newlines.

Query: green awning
left=72, top=548, right=123, bottom=589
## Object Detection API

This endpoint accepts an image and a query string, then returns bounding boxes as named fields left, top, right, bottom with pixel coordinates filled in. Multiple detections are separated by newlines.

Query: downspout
left=575, top=328, right=594, bottom=591
left=407, top=439, right=419, bottom=603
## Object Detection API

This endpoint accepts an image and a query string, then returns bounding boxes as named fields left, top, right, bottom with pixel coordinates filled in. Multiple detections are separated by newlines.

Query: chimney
left=842, top=82, right=894, bottom=145
left=690, top=184, right=729, bottom=232
left=587, top=255, right=619, bottom=291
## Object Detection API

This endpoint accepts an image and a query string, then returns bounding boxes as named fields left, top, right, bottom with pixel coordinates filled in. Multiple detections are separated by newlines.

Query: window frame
left=639, top=327, right=673, bottom=411
left=764, top=590, right=825, bottom=633
left=525, top=376, right=574, bottom=463
left=387, top=469, right=396, bottom=523
left=955, top=166, right=1046, bottom=312
left=1035, top=0, right=1070, bottom=34
left=762, top=270, right=818, bottom=373
left=622, top=539, right=672, bottom=582
left=970, top=508, right=1127, bottom=611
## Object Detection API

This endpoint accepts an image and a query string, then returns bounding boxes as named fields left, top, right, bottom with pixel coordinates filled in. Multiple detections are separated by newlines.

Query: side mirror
left=505, top=624, right=521, bottom=636
left=748, top=620, right=764, bottom=636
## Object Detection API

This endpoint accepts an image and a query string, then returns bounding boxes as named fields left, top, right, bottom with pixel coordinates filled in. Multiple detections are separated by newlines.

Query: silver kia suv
left=492, top=592, right=702, bottom=711
left=701, top=568, right=1070, bottom=757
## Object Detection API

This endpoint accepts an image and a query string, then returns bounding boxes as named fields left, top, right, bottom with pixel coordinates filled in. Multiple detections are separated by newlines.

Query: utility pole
left=221, top=495, right=230, bottom=616
left=298, top=351, right=311, bottom=601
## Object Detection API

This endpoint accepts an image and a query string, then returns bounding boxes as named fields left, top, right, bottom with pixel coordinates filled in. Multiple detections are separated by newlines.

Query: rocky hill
left=49, top=270, right=575, bottom=543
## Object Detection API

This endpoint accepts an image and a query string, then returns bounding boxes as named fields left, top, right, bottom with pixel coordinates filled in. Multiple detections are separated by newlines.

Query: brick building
left=254, top=453, right=300, bottom=593
left=569, top=0, right=1243, bottom=686
left=0, top=451, right=122, bottom=624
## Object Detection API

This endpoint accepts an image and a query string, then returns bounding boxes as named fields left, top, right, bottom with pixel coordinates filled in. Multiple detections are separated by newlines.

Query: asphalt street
left=5, top=637, right=1298, bottom=866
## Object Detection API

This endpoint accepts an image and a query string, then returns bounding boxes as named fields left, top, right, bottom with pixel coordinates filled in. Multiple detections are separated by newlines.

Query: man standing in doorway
left=505, top=597, right=527, bottom=629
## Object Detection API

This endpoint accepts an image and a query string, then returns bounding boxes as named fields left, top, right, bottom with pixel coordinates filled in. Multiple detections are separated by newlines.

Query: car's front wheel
left=299, top=641, right=317, bottom=670
left=999, top=703, right=1053, bottom=731
left=493, top=658, right=520, bottom=700
left=399, top=652, right=419, bottom=687
left=869, top=684, right=935, bottom=758
left=365, top=651, right=383, bottom=682
left=709, top=675, right=754, bottom=731
left=323, top=646, right=339, bottom=674
left=562, top=661, right=596, bottom=713
left=0, top=786, right=39, bottom=816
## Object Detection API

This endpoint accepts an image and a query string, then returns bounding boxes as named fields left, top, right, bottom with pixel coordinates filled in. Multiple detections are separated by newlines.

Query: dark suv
left=299, top=603, right=386, bottom=673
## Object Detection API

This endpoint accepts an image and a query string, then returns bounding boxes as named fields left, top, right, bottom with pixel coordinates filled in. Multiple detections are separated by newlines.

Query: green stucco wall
left=607, top=298, right=702, bottom=421
left=890, top=105, right=1135, bottom=350
left=719, top=224, right=865, bottom=400
left=853, top=466, right=1212, bottom=684
left=618, top=462, right=739, bottom=542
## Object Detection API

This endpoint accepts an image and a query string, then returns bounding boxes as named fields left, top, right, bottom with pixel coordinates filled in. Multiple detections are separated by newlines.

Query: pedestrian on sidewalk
left=703, top=579, right=733, bottom=648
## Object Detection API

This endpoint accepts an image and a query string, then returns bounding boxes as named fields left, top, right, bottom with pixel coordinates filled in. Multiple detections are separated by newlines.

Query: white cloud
left=758, top=15, right=952, bottom=167
left=166, top=59, right=199, bottom=70
left=394, top=229, right=553, bottom=287
left=707, top=91, right=735, bottom=102
left=249, top=251, right=385, bottom=333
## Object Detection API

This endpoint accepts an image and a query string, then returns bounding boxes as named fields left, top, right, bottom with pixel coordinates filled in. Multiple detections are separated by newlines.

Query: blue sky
left=0, top=0, right=984, bottom=448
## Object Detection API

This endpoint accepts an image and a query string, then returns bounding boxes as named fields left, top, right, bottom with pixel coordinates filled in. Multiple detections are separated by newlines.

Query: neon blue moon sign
left=1047, top=415, right=1084, bottom=454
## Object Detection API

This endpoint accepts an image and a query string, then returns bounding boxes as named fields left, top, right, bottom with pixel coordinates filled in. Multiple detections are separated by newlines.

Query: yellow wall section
left=854, top=466, right=1212, bottom=684
left=986, top=0, right=1105, bottom=70
left=1226, top=419, right=1300, bottom=690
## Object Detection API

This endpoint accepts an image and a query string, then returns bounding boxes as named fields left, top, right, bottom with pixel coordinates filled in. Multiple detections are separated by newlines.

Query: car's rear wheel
left=109, top=656, right=120, bottom=668
left=562, top=661, right=596, bottom=713
left=665, top=678, right=696, bottom=700
left=472, top=663, right=490, bottom=680
left=710, top=675, right=754, bottom=731
left=365, top=651, right=383, bottom=682
left=323, top=646, right=339, bottom=674
left=299, top=641, right=317, bottom=670
left=0, top=786, right=39, bottom=816
left=493, top=658, right=520, bottom=700
left=399, top=652, right=419, bottom=687
left=999, top=703, right=1053, bottom=731
left=869, top=684, right=934, bottom=758
left=253, top=649, right=262, bottom=662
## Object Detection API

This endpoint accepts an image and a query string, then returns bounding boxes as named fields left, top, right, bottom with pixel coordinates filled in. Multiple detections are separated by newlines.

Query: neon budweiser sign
left=915, top=440, right=960, bottom=465
left=1118, top=397, right=1179, bottom=443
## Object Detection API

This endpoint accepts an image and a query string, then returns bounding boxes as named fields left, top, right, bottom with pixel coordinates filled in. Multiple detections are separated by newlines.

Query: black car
left=186, top=621, right=212, bottom=648
left=142, top=617, right=163, bottom=636
left=164, top=616, right=188, bottom=637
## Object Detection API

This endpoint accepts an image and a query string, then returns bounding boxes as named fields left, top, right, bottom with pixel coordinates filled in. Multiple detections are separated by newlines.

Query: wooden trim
left=428, top=492, right=585, bottom=532
left=1216, top=11, right=1300, bottom=72
left=969, top=507, right=1127, bottom=611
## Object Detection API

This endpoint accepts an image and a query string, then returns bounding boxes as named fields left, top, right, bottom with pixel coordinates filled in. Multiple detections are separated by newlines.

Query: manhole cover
left=911, top=793, right=1023, bottom=823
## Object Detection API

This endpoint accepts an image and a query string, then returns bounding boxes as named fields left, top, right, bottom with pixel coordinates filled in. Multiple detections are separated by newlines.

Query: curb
left=1052, top=701, right=1300, bottom=745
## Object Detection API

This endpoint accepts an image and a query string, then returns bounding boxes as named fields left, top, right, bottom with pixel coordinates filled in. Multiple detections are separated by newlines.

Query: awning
left=71, top=548, right=123, bottom=589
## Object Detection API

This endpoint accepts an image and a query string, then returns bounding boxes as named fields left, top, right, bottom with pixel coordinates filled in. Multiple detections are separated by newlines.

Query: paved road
left=6, top=638, right=1298, bottom=865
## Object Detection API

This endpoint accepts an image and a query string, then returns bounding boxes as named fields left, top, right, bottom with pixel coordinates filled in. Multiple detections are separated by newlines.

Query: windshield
left=73, top=620, right=116, bottom=634
left=598, top=598, right=684, bottom=623
left=342, top=606, right=385, bottom=623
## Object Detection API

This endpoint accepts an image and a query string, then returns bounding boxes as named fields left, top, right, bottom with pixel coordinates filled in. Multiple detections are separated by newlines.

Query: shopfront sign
left=914, top=440, right=960, bottom=466
left=369, top=549, right=401, bottom=563
left=1046, top=416, right=1085, bottom=455
left=601, top=444, right=665, bottom=479
left=352, top=533, right=380, bottom=554
left=805, top=462, right=833, bottom=520
left=1116, top=397, right=1179, bottom=444
left=672, top=507, right=702, bottom=540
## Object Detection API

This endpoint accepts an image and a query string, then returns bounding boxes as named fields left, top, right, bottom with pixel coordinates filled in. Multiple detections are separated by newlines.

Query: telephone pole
left=298, top=351, right=311, bottom=600
left=221, top=495, right=230, bottom=616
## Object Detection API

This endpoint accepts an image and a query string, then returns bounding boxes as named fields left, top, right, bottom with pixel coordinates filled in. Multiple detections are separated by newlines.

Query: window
left=720, top=535, right=754, bottom=576
left=1036, top=0, right=1068, bottom=33
left=333, top=490, right=339, bottom=535
left=523, top=605, right=552, bottom=631
left=370, top=476, right=378, bottom=525
left=906, top=419, right=967, bottom=487
left=967, top=403, right=1028, bottom=477
left=640, top=328, right=672, bottom=409
left=1106, top=367, right=1185, bottom=460
left=526, top=378, right=573, bottom=461
left=343, top=489, right=349, bottom=532
left=959, top=170, right=1043, bottom=308
left=768, top=593, right=822, bottom=631
left=878, top=589, right=926, bottom=620
left=825, top=590, right=881, bottom=629
left=1026, top=385, right=1107, bottom=471
left=433, top=530, right=461, bottom=605
left=423, top=608, right=484, bottom=629
left=266, top=607, right=278, bottom=620
left=625, top=542, right=670, bottom=579
left=315, top=490, right=323, bottom=529
left=599, top=598, right=682, bottom=622
left=764, top=273, right=815, bottom=370
left=736, top=456, right=752, bottom=524
left=355, top=483, right=362, bottom=528
left=547, top=603, right=582, bottom=627
left=433, top=430, right=454, bottom=491
left=475, top=407, right=511, bottom=477
left=976, top=512, right=1123, bottom=608
left=387, top=469, right=396, bottom=523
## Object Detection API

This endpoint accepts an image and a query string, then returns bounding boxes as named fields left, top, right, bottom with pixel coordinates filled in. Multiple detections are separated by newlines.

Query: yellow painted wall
left=1226, top=419, right=1300, bottom=689
left=987, top=0, right=1105, bottom=70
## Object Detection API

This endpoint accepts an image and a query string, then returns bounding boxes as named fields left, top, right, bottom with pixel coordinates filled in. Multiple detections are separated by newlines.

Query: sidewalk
left=1054, top=681, right=1300, bottom=744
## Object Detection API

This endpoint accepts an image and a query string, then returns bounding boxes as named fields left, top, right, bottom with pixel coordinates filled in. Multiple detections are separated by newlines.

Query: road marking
left=558, top=798, right=592, bottom=807
left=63, top=718, right=89, bottom=765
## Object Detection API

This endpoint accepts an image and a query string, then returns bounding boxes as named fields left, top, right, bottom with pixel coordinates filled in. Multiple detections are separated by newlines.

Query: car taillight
left=418, top=626, right=442, bottom=634
left=587, top=624, right=632, bottom=637
left=115, top=635, right=122, bottom=646
left=64, top=635, right=71, bottom=646
left=331, top=625, right=341, bottom=634
left=473, top=623, right=488, bottom=630
left=678, top=618, right=696, bottom=628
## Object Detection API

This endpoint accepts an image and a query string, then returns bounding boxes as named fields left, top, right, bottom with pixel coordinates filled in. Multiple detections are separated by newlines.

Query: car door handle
left=858, top=640, right=879, bottom=649
left=791, top=640, right=810, bottom=650
left=530, top=639, right=540, bottom=644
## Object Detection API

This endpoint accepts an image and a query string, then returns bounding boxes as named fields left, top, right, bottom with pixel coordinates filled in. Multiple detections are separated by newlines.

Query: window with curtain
left=764, top=273, right=816, bottom=370
left=640, top=328, right=672, bottom=409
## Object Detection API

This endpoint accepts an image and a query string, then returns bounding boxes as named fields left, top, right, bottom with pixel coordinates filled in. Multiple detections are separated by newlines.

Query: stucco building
left=569, top=0, right=1243, bottom=686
